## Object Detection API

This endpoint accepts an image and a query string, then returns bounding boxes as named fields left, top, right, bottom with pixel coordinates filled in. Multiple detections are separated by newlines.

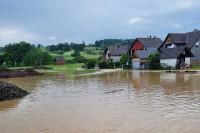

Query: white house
left=158, top=29, right=200, bottom=64
left=160, top=46, right=194, bottom=69
left=101, top=46, right=129, bottom=62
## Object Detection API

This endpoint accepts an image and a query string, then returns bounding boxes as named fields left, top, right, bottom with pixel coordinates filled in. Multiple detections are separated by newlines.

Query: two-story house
left=130, top=37, right=163, bottom=69
left=158, top=29, right=200, bottom=68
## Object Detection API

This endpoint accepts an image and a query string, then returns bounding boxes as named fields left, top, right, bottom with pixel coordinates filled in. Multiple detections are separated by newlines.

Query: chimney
left=154, top=36, right=156, bottom=40
left=194, top=29, right=198, bottom=33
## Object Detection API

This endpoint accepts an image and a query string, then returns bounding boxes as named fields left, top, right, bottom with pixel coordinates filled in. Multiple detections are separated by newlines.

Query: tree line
left=46, top=42, right=86, bottom=53
left=1, top=42, right=52, bottom=67
left=94, top=39, right=135, bottom=48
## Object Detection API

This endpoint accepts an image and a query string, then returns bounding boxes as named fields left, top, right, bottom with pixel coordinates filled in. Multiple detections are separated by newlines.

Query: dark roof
left=107, top=46, right=129, bottom=56
left=136, top=38, right=163, bottom=48
left=54, top=56, right=65, bottom=61
left=136, top=49, right=158, bottom=59
left=160, top=46, right=194, bottom=59
left=160, top=30, right=200, bottom=49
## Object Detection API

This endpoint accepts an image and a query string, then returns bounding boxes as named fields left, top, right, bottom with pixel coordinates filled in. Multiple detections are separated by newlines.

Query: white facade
left=160, top=58, right=177, bottom=68
left=105, top=50, right=121, bottom=62
left=111, top=56, right=121, bottom=62
left=185, top=57, right=190, bottom=64
left=106, top=50, right=110, bottom=59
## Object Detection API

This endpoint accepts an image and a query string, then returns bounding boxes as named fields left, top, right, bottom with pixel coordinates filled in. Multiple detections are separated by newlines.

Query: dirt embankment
left=32, top=66, right=52, bottom=70
left=0, top=81, right=29, bottom=101
left=0, top=67, right=43, bottom=78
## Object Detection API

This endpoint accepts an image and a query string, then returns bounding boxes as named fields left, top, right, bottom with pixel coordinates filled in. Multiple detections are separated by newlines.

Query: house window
left=167, top=44, right=175, bottom=48
left=195, top=42, right=200, bottom=48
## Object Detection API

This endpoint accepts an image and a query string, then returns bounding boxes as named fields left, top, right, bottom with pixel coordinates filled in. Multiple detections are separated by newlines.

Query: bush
left=115, top=62, right=120, bottom=68
left=55, top=50, right=65, bottom=55
left=98, top=61, right=116, bottom=69
left=98, top=61, right=110, bottom=69
left=71, top=50, right=80, bottom=57
left=66, top=59, right=76, bottom=64
left=73, top=56, right=86, bottom=63
left=0, top=55, right=5, bottom=66
left=148, top=52, right=161, bottom=70
left=85, top=49, right=97, bottom=55
left=120, top=54, right=131, bottom=69
left=86, top=59, right=97, bottom=69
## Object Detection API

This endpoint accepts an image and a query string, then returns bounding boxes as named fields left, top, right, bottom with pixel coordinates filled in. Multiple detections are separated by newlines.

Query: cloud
left=129, top=17, right=141, bottom=25
left=177, top=1, right=193, bottom=9
left=48, top=36, right=57, bottom=41
left=0, top=27, right=36, bottom=46
left=172, top=24, right=182, bottom=29
left=91, top=8, right=103, bottom=14
left=0, top=0, right=200, bottom=45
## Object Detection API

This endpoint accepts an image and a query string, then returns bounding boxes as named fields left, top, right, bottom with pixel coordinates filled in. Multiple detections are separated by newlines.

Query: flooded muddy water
left=1, top=71, right=200, bottom=133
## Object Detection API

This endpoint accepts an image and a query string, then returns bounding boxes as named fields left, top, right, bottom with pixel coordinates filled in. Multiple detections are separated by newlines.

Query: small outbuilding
left=54, top=56, right=65, bottom=65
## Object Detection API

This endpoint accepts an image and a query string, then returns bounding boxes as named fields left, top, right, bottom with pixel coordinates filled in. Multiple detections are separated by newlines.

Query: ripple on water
left=1, top=71, right=200, bottom=133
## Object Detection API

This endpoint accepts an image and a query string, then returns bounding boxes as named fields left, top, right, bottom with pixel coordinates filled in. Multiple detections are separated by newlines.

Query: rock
left=0, top=81, right=29, bottom=101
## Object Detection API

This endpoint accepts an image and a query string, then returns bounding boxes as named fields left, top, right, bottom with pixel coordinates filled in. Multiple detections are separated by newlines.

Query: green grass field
left=49, top=47, right=103, bottom=60
left=0, top=47, right=102, bottom=74
left=42, top=63, right=98, bottom=74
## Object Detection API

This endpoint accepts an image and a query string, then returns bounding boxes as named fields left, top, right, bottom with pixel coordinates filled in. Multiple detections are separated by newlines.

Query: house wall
left=165, top=37, right=173, bottom=45
left=111, top=56, right=121, bottom=62
left=160, top=58, right=177, bottom=68
left=191, top=39, right=200, bottom=61
left=105, top=50, right=110, bottom=60
left=132, top=59, right=140, bottom=69
left=56, top=61, right=65, bottom=65
left=131, top=40, right=145, bottom=51
left=185, top=57, right=190, bottom=64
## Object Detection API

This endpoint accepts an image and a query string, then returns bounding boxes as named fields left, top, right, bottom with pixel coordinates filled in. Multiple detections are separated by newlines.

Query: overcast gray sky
left=0, top=0, right=200, bottom=46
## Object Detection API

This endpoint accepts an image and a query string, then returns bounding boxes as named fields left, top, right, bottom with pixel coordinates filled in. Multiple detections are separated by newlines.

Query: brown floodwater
left=0, top=71, right=200, bottom=133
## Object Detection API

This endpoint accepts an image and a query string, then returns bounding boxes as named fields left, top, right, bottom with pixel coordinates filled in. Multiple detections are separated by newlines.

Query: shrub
left=73, top=56, right=86, bottom=63
left=55, top=50, right=65, bottom=55
left=86, top=59, right=97, bottom=69
left=71, top=50, right=80, bottom=57
left=115, top=62, right=120, bottom=68
left=98, top=61, right=110, bottom=69
left=120, top=54, right=131, bottom=69
left=66, top=59, right=76, bottom=64
left=98, top=61, right=116, bottom=69
left=0, top=55, right=5, bottom=66
left=148, top=52, right=161, bottom=70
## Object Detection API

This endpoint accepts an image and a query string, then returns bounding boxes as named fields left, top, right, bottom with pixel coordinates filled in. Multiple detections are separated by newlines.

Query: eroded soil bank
left=0, top=67, right=43, bottom=78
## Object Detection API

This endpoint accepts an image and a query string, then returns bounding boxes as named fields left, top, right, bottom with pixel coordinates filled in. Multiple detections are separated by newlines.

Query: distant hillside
left=94, top=39, right=135, bottom=48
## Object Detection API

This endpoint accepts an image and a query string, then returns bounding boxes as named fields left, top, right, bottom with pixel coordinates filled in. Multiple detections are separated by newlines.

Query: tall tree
left=4, top=41, right=32, bottom=66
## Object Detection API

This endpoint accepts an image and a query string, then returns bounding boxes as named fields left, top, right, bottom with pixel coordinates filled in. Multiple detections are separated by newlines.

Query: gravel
left=0, top=81, right=29, bottom=101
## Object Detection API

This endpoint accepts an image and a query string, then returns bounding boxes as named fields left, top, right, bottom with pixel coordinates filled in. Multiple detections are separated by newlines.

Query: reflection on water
left=1, top=71, right=200, bottom=133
